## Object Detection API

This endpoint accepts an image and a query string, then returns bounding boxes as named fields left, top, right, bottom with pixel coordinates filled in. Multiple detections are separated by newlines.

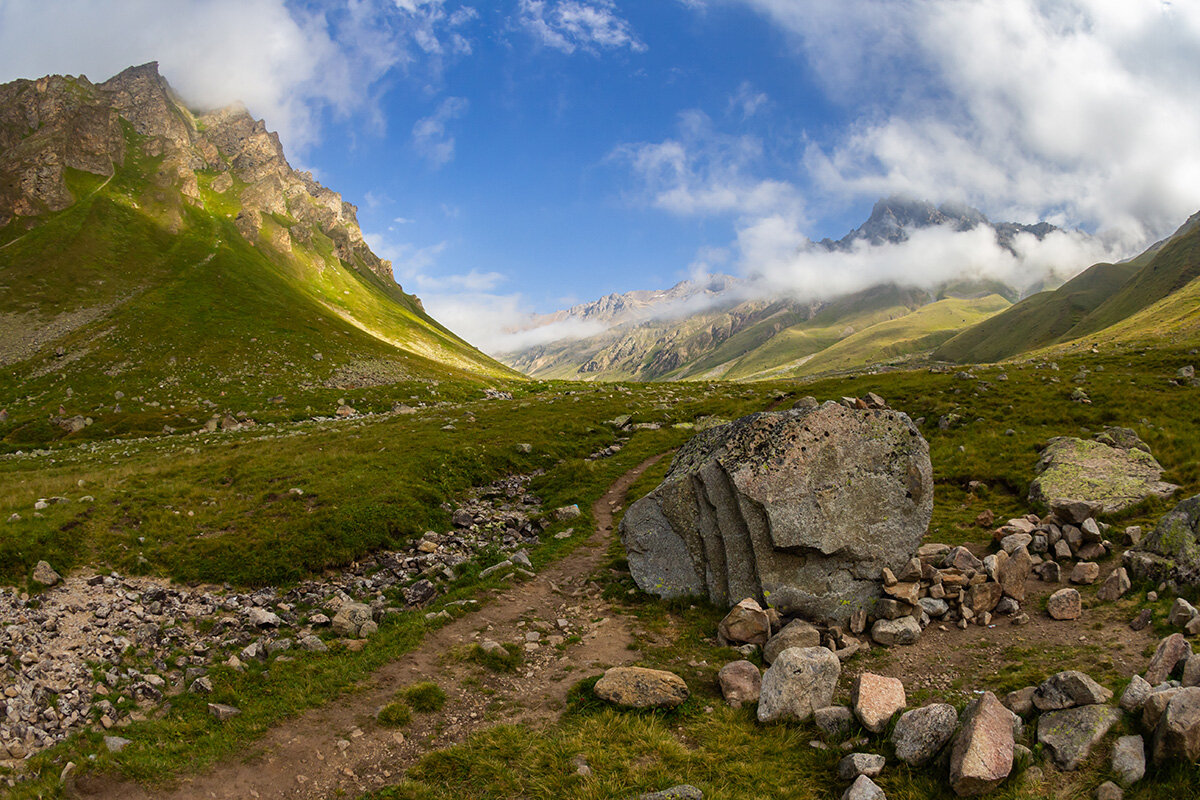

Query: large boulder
left=1028, top=436, right=1177, bottom=514
left=1125, top=495, right=1200, bottom=588
left=1152, top=686, right=1200, bottom=764
left=757, top=646, right=841, bottom=724
left=619, top=404, right=932, bottom=623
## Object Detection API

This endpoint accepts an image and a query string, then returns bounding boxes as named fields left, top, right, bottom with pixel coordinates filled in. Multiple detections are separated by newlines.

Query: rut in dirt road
left=81, top=452, right=670, bottom=800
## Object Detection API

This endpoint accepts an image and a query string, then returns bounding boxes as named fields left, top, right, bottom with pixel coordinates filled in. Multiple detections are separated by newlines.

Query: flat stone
left=103, top=736, right=131, bottom=753
left=208, top=703, right=241, bottom=722
left=1037, top=705, right=1122, bottom=770
left=1029, top=438, right=1177, bottom=514
left=870, top=616, right=921, bottom=647
left=594, top=667, right=689, bottom=710
left=853, top=673, right=906, bottom=734
left=757, top=646, right=840, bottom=724
left=892, top=703, right=958, bottom=767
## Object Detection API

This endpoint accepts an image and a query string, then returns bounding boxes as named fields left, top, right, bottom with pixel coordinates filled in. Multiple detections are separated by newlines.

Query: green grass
left=378, top=700, right=414, bottom=727
left=401, top=682, right=448, bottom=713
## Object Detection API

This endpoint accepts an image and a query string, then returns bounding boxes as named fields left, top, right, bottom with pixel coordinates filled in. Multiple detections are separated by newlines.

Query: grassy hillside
left=936, top=213, right=1200, bottom=364
left=0, top=131, right=517, bottom=449
left=932, top=261, right=1140, bottom=363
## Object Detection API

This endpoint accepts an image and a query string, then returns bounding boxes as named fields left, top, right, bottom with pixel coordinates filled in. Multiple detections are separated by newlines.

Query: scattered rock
left=892, top=703, right=958, bottom=767
left=1145, top=634, right=1191, bottom=685
left=814, top=705, right=854, bottom=741
left=1032, top=671, right=1113, bottom=711
left=1047, top=588, right=1082, bottom=620
left=103, top=736, right=131, bottom=753
left=1111, top=734, right=1145, bottom=787
left=594, top=667, right=689, bottom=710
left=718, top=598, right=772, bottom=646
left=636, top=786, right=703, bottom=800
left=1069, top=562, right=1100, bottom=585
left=1097, top=568, right=1131, bottom=602
left=331, top=602, right=374, bottom=638
left=1119, top=675, right=1153, bottom=713
left=853, top=673, right=906, bottom=734
left=763, top=618, right=821, bottom=664
left=837, top=752, right=886, bottom=781
left=717, top=660, right=761, bottom=709
left=841, top=775, right=886, bottom=800
left=757, top=646, right=840, bottom=724
left=1151, top=686, right=1200, bottom=764
left=1125, top=495, right=1200, bottom=588
left=1037, top=705, right=1122, bottom=770
left=32, top=560, right=62, bottom=587
left=870, top=616, right=921, bottom=647
left=949, top=692, right=1013, bottom=797
left=207, top=703, right=241, bottom=722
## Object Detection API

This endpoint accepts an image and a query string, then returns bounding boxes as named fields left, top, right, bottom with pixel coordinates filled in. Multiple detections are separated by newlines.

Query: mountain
left=498, top=197, right=1061, bottom=381
left=934, top=210, right=1200, bottom=363
left=820, top=196, right=1057, bottom=253
left=0, top=64, right=516, bottom=446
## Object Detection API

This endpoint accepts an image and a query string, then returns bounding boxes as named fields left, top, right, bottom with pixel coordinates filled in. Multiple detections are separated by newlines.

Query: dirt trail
left=82, top=453, right=669, bottom=800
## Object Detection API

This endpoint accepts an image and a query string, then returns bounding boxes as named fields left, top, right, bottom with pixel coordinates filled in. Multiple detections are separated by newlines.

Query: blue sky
left=3, top=1, right=1200, bottom=352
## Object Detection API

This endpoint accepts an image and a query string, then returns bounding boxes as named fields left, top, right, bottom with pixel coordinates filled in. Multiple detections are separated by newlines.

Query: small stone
left=892, top=703, right=958, bottom=767
left=1168, top=598, right=1199, bottom=628
left=1097, top=568, right=1131, bottom=602
left=1047, top=588, right=1082, bottom=620
left=717, top=660, right=761, bottom=709
left=208, top=703, right=241, bottom=721
left=1119, top=675, right=1152, bottom=713
left=841, top=775, right=886, bottom=800
left=1145, top=634, right=1191, bottom=684
left=104, top=736, right=131, bottom=753
left=763, top=618, right=821, bottom=663
left=949, top=692, right=1013, bottom=796
left=718, top=598, right=772, bottom=647
left=870, top=616, right=921, bottom=646
left=814, top=705, right=854, bottom=741
left=853, top=673, right=906, bottom=734
left=1130, top=609, right=1153, bottom=631
left=1111, top=735, right=1145, bottom=787
left=1096, top=781, right=1123, bottom=800
left=837, top=752, right=885, bottom=781
left=757, top=647, right=841, bottom=724
left=1032, top=671, right=1113, bottom=711
left=1070, top=562, right=1101, bottom=585
left=638, top=786, right=703, bottom=800
left=1037, top=705, right=1122, bottom=770
left=32, top=560, right=62, bottom=586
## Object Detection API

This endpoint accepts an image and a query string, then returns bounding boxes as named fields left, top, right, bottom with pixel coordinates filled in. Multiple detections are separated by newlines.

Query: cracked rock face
left=619, top=402, right=932, bottom=623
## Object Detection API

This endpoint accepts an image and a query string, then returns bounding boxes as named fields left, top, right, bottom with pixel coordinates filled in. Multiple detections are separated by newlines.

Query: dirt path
left=81, top=453, right=669, bottom=800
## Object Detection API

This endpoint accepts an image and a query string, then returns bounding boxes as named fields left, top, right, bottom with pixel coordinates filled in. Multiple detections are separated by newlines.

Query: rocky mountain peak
left=0, top=64, right=393, bottom=285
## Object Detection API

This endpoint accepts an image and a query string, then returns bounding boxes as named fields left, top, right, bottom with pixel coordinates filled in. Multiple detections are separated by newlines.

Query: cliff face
left=0, top=63, right=393, bottom=285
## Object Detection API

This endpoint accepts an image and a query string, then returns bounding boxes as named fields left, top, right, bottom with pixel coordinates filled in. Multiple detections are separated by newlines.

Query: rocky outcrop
left=0, top=63, right=394, bottom=285
left=1125, top=495, right=1200, bottom=588
left=1028, top=434, right=1177, bottom=514
left=619, top=403, right=932, bottom=623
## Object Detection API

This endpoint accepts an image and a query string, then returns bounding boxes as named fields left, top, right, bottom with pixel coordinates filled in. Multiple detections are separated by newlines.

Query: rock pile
left=694, top=630, right=1200, bottom=798
left=620, top=400, right=933, bottom=624
left=0, top=473, right=552, bottom=771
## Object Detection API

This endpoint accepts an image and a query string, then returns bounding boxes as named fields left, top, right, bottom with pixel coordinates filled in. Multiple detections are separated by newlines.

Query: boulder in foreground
left=619, top=403, right=932, bottom=624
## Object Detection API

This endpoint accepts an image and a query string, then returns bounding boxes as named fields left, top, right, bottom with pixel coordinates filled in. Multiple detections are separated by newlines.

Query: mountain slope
left=0, top=64, right=517, bottom=446
left=934, top=211, right=1200, bottom=363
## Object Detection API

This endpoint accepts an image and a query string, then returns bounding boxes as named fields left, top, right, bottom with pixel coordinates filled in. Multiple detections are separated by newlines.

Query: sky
left=2, top=0, right=1200, bottom=353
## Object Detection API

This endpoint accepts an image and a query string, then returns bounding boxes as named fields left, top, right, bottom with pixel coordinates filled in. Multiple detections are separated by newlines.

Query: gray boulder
left=814, top=705, right=854, bottom=741
left=837, top=752, right=885, bottom=781
left=871, top=616, right=921, bottom=646
left=619, top=404, right=932, bottom=623
left=1126, top=495, right=1200, bottom=588
left=1036, top=705, right=1121, bottom=770
left=892, top=703, right=958, bottom=767
left=757, top=646, right=840, bottom=724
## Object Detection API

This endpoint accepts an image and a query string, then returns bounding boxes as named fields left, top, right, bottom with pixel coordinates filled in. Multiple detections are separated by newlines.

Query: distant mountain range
left=499, top=197, right=1065, bottom=381
left=0, top=64, right=515, bottom=445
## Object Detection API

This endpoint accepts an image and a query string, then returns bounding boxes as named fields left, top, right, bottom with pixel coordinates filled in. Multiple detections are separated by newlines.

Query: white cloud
left=707, top=0, right=1200, bottom=246
left=614, top=110, right=805, bottom=221
left=728, top=81, right=768, bottom=119
left=412, top=96, right=469, bottom=167
left=0, top=0, right=480, bottom=152
left=517, top=0, right=647, bottom=55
